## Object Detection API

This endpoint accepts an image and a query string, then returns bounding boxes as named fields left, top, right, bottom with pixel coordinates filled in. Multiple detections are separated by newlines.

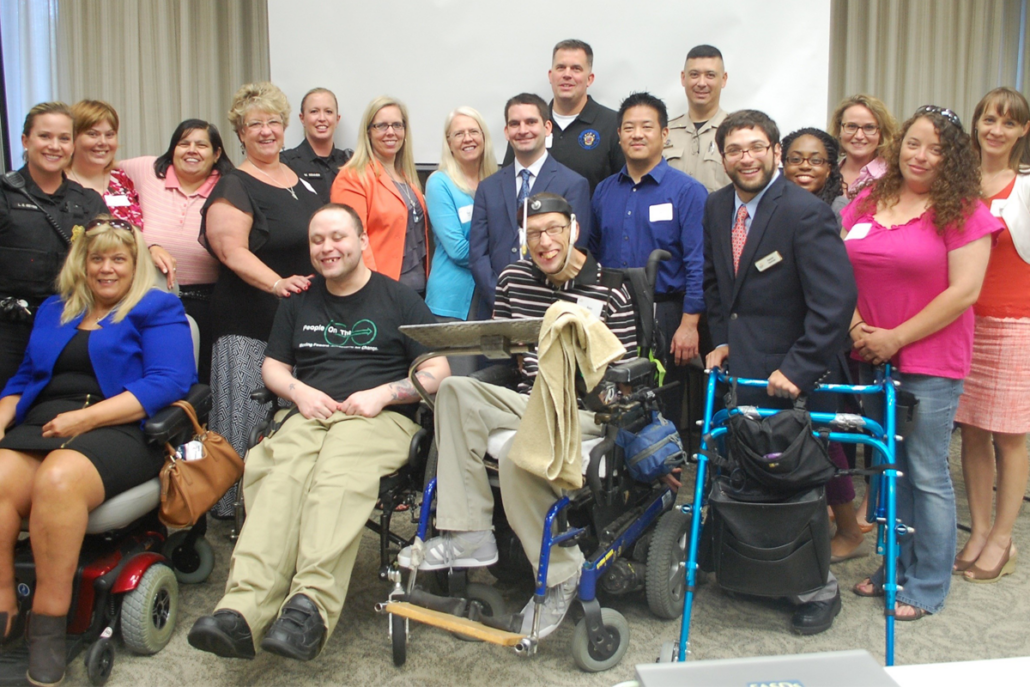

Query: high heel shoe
left=1, top=609, right=25, bottom=649
left=963, top=543, right=1017, bottom=584
left=953, top=555, right=978, bottom=575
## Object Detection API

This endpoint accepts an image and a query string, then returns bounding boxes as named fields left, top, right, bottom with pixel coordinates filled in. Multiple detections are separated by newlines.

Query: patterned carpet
left=60, top=432, right=1030, bottom=686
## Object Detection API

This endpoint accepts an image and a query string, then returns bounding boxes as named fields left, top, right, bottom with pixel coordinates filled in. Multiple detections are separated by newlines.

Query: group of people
left=0, top=37, right=1026, bottom=680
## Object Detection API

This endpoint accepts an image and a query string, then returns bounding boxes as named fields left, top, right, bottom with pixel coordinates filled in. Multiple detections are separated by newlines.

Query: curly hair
left=227, top=82, right=291, bottom=137
left=858, top=110, right=982, bottom=234
left=781, top=127, right=844, bottom=206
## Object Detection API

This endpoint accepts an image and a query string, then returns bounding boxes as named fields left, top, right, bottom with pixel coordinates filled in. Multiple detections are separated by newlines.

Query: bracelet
left=271, top=279, right=282, bottom=296
left=849, top=320, right=866, bottom=334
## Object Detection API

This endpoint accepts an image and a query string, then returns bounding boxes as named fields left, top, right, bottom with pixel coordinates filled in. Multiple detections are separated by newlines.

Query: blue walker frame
left=674, top=365, right=906, bottom=666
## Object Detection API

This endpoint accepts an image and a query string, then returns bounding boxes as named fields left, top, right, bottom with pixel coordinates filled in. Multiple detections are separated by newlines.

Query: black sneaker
left=791, top=589, right=842, bottom=636
left=188, top=610, right=255, bottom=659
left=260, top=594, right=326, bottom=661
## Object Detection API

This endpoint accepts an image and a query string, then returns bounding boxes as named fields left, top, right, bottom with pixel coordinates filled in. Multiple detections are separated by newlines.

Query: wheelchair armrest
left=250, top=386, right=277, bottom=404
left=408, top=428, right=430, bottom=470
left=469, top=362, right=520, bottom=388
left=605, top=358, right=655, bottom=385
left=144, top=384, right=212, bottom=444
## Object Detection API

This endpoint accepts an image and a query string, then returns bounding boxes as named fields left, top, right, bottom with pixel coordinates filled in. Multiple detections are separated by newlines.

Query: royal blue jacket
left=2, top=289, right=197, bottom=425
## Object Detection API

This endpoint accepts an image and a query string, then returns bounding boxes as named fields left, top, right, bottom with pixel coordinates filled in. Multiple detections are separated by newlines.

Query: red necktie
left=731, top=204, right=749, bottom=275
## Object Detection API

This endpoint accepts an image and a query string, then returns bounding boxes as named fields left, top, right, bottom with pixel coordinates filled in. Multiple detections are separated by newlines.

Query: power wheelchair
left=379, top=250, right=694, bottom=672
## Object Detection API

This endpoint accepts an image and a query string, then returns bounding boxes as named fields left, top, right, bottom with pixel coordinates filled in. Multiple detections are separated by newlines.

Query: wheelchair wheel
left=121, top=564, right=179, bottom=655
left=646, top=508, right=689, bottom=619
left=453, top=583, right=505, bottom=642
left=162, top=531, right=215, bottom=584
left=84, top=638, right=115, bottom=686
left=571, top=608, right=629, bottom=672
left=391, top=613, right=406, bottom=667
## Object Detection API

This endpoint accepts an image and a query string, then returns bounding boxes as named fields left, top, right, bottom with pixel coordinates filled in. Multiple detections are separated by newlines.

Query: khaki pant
left=434, top=376, right=601, bottom=587
left=216, top=409, right=419, bottom=651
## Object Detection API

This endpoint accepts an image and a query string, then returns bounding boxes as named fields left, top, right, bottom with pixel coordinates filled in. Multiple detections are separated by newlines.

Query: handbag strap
left=170, top=399, right=204, bottom=436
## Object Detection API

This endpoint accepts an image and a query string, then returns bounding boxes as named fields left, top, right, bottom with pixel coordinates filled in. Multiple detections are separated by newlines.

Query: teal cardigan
left=425, top=171, right=476, bottom=319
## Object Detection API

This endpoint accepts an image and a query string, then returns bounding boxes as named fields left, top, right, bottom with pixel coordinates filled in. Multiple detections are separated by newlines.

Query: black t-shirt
left=280, top=139, right=353, bottom=204
left=264, top=272, right=435, bottom=419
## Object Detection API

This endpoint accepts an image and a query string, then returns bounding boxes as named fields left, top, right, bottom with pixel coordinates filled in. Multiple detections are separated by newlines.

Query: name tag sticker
left=845, top=222, right=872, bottom=241
left=576, top=295, right=604, bottom=319
left=649, top=203, right=673, bottom=222
left=755, top=251, right=783, bottom=272
left=458, top=204, right=474, bottom=224
left=545, top=134, right=553, bottom=149
left=990, top=198, right=1006, bottom=217
left=105, top=194, right=131, bottom=208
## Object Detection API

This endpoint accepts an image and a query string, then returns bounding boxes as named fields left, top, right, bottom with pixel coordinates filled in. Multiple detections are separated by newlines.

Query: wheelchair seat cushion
left=486, top=429, right=607, bottom=477
left=86, top=477, right=162, bottom=534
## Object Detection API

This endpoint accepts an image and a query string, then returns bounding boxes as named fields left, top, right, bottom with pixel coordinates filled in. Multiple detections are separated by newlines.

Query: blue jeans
left=868, top=370, right=962, bottom=614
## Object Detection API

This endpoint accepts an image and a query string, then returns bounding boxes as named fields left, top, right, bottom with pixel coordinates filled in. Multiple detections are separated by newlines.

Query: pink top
left=118, top=156, right=221, bottom=285
left=105, top=168, right=144, bottom=227
left=841, top=187, right=1003, bottom=379
left=846, top=156, right=887, bottom=200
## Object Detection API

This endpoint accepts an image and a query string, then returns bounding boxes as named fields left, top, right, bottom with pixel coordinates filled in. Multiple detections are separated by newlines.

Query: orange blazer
left=330, top=158, right=430, bottom=280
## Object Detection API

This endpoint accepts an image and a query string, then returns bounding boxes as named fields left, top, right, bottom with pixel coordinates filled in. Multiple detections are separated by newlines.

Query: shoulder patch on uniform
left=578, top=129, right=599, bottom=150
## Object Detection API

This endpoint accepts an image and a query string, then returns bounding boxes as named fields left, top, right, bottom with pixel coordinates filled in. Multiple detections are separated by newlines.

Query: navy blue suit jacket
left=468, top=154, right=590, bottom=319
left=703, top=175, right=856, bottom=399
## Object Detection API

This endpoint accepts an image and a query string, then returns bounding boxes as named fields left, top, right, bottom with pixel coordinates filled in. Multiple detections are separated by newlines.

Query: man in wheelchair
left=188, top=204, right=449, bottom=661
left=398, top=192, right=670, bottom=639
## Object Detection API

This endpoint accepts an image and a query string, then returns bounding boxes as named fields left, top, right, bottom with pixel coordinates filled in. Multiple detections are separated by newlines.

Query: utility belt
left=178, top=283, right=215, bottom=302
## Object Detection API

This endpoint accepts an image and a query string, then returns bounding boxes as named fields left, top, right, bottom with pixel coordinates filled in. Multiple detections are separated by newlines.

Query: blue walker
left=669, top=364, right=907, bottom=666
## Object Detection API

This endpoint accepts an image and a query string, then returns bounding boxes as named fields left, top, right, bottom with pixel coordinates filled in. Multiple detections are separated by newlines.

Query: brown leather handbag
left=158, top=400, right=244, bottom=528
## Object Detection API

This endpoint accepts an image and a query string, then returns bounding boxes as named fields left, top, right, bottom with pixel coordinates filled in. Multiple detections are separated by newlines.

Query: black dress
left=0, top=329, right=163, bottom=498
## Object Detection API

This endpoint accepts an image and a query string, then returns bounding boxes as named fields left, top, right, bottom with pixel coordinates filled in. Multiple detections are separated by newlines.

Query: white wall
left=268, top=0, right=831, bottom=164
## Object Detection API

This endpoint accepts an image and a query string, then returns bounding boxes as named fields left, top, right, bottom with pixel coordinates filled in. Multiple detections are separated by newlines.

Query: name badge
left=990, top=198, right=1007, bottom=217
left=105, top=194, right=131, bottom=208
left=845, top=222, right=872, bottom=241
left=458, top=204, right=474, bottom=224
left=576, top=295, right=604, bottom=319
left=545, top=134, right=553, bottom=149
left=649, top=202, right=673, bottom=222
left=755, top=251, right=783, bottom=272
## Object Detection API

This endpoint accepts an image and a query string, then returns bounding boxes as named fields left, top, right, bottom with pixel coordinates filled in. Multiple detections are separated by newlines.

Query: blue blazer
left=468, top=154, right=591, bottom=318
left=424, top=171, right=476, bottom=320
left=703, top=175, right=856, bottom=403
left=2, top=289, right=197, bottom=425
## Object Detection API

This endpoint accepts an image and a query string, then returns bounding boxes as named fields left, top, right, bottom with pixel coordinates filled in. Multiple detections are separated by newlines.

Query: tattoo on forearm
left=387, top=370, right=436, bottom=403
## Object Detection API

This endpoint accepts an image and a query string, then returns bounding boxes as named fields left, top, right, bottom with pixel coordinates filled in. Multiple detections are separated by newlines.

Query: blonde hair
left=436, top=107, right=497, bottom=195
left=22, top=101, right=73, bottom=137
left=344, top=96, right=421, bottom=192
left=829, top=94, right=898, bottom=161
left=70, top=99, right=120, bottom=172
left=57, top=218, right=156, bottom=324
left=227, top=82, right=291, bottom=137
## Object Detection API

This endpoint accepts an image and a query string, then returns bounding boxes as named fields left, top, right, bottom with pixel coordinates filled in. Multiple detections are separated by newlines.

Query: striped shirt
left=118, top=156, right=221, bottom=285
left=494, top=251, right=638, bottom=391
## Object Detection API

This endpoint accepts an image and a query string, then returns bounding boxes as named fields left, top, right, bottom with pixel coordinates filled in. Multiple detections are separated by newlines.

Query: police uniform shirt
left=0, top=167, right=106, bottom=304
left=663, top=108, right=731, bottom=194
left=503, top=96, right=624, bottom=195
left=281, top=138, right=354, bottom=204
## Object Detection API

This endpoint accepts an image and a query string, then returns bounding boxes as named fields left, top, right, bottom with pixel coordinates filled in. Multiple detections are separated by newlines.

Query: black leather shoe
left=188, top=610, right=255, bottom=659
left=791, top=589, right=842, bottom=635
left=260, top=594, right=325, bottom=662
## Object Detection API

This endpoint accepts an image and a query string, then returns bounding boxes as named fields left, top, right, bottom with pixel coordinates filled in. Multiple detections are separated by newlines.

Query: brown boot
left=26, top=612, right=66, bottom=686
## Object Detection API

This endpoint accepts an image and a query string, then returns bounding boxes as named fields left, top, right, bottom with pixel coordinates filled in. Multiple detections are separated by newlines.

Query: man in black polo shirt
left=502, top=39, right=623, bottom=194
left=281, top=88, right=353, bottom=203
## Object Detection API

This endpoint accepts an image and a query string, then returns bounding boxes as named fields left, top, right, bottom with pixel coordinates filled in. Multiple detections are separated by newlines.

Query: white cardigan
left=999, top=171, right=1030, bottom=264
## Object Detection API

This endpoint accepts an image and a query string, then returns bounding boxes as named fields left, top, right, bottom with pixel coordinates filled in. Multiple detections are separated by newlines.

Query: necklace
left=395, top=180, right=421, bottom=223
left=86, top=306, right=114, bottom=327
left=250, top=162, right=298, bottom=200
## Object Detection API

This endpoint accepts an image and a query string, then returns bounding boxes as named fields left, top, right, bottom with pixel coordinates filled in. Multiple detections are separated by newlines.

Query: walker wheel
left=84, top=638, right=115, bottom=686
left=571, top=608, right=629, bottom=672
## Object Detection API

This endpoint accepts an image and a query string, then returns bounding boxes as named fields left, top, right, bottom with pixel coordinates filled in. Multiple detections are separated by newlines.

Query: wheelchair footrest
left=380, top=602, right=526, bottom=646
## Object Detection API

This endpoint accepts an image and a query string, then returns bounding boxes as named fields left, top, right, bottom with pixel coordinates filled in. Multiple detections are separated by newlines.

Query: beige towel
left=508, top=301, right=626, bottom=490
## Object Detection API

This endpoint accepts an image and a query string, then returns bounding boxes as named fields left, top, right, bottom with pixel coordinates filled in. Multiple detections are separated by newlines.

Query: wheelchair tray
left=399, top=318, right=543, bottom=357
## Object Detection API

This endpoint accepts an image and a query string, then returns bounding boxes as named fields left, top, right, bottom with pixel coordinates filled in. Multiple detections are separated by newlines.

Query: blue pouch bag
left=616, top=411, right=685, bottom=483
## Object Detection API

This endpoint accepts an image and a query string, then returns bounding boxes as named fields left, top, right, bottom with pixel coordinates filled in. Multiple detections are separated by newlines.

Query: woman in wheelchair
left=0, top=218, right=195, bottom=685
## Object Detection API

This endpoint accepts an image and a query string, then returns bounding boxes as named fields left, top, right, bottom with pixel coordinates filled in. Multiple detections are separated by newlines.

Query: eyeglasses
left=841, top=122, right=880, bottom=136
left=915, top=105, right=963, bottom=130
left=784, top=154, right=828, bottom=167
left=722, top=142, right=772, bottom=161
left=244, top=118, right=284, bottom=131
left=85, top=218, right=134, bottom=232
left=370, top=122, right=406, bottom=133
left=525, top=224, right=568, bottom=243
left=449, top=128, right=482, bottom=140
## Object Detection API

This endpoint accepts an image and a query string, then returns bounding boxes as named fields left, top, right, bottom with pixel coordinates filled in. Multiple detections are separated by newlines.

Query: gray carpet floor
left=64, top=433, right=1030, bottom=686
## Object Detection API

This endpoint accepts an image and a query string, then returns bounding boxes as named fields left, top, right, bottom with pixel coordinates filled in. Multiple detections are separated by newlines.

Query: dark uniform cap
left=518, top=193, right=573, bottom=227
